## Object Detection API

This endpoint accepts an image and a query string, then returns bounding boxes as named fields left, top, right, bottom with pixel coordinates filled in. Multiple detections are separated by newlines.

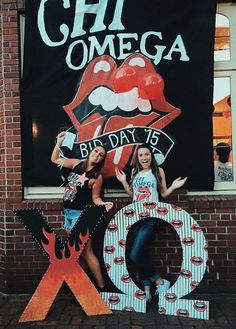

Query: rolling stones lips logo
left=126, top=224, right=131, bottom=231
left=114, top=256, right=125, bottom=265
left=171, top=204, right=182, bottom=211
left=165, top=293, right=177, bottom=303
left=118, top=239, right=126, bottom=248
left=170, top=219, right=183, bottom=229
left=191, top=223, right=202, bottom=232
left=134, top=290, right=146, bottom=300
left=159, top=307, right=166, bottom=315
left=190, top=281, right=200, bottom=290
left=204, top=245, right=208, bottom=252
left=135, top=186, right=151, bottom=201
left=156, top=207, right=168, bottom=215
left=64, top=53, right=181, bottom=178
left=143, top=201, right=157, bottom=209
left=180, top=269, right=192, bottom=279
left=121, top=274, right=132, bottom=283
left=107, top=223, right=118, bottom=232
left=123, top=209, right=135, bottom=218
left=190, top=256, right=204, bottom=266
left=108, top=295, right=120, bottom=305
left=139, top=211, right=151, bottom=220
left=122, top=306, right=135, bottom=312
left=176, top=309, right=190, bottom=317
left=193, top=301, right=207, bottom=312
left=105, top=263, right=111, bottom=272
left=182, top=237, right=195, bottom=246
left=104, top=245, right=115, bottom=254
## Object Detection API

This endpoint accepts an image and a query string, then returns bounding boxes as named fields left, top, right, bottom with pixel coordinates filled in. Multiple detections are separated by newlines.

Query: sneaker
left=155, top=279, right=170, bottom=295
left=145, top=291, right=152, bottom=302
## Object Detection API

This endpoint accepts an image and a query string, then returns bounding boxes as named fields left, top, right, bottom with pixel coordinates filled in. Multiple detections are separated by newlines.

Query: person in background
left=115, top=144, right=187, bottom=301
left=51, top=131, right=113, bottom=290
left=214, top=142, right=233, bottom=182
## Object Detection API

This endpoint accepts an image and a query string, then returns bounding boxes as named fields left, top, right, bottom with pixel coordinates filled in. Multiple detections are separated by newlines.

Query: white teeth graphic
left=88, top=86, right=151, bottom=113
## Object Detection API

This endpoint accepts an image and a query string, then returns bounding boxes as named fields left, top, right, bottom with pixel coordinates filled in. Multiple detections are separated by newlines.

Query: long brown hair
left=80, top=145, right=107, bottom=179
left=132, top=144, right=162, bottom=189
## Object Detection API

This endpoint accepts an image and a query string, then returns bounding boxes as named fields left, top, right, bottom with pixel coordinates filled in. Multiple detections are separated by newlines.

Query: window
left=213, top=4, right=236, bottom=190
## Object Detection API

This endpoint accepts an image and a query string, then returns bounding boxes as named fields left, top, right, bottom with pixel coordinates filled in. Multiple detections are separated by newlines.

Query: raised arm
left=51, top=131, right=80, bottom=169
left=115, top=167, right=133, bottom=197
left=159, top=167, right=187, bottom=199
left=92, top=174, right=114, bottom=212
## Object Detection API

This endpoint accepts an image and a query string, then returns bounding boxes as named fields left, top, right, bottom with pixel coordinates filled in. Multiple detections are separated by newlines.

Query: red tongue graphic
left=64, top=55, right=181, bottom=179
left=135, top=186, right=151, bottom=202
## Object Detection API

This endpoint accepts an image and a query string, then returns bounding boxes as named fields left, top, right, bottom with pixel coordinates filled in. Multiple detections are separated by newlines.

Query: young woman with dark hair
left=51, top=131, right=113, bottom=289
left=116, top=144, right=187, bottom=301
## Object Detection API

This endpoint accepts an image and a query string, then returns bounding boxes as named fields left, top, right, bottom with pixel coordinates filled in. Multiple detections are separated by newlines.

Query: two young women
left=116, top=144, right=187, bottom=301
left=51, top=131, right=113, bottom=290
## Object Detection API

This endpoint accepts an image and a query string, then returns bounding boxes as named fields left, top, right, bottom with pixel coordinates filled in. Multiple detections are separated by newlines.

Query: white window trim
left=212, top=71, right=236, bottom=191
left=214, top=3, right=236, bottom=71
left=24, top=187, right=129, bottom=199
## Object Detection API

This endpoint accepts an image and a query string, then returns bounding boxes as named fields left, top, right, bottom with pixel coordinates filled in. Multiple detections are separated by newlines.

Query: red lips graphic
left=191, top=223, right=202, bottom=232
left=135, top=186, right=151, bottom=201
left=134, top=290, right=146, bottom=300
left=171, top=204, right=182, bottom=211
left=64, top=54, right=181, bottom=178
left=165, top=292, right=177, bottom=303
left=156, top=207, right=168, bottom=215
left=159, top=307, right=166, bottom=314
left=108, top=295, right=120, bottom=305
left=193, top=301, right=207, bottom=312
left=104, top=245, right=115, bottom=254
left=180, top=269, right=192, bottom=279
left=190, top=281, right=200, bottom=290
left=122, top=306, right=135, bottom=312
left=121, top=274, right=132, bottom=283
left=114, top=256, right=125, bottom=265
left=182, top=237, right=195, bottom=246
left=118, top=239, right=126, bottom=248
left=139, top=211, right=151, bottom=220
left=143, top=201, right=157, bottom=209
left=176, top=309, right=190, bottom=317
left=107, top=223, right=118, bottom=232
left=105, top=263, right=111, bottom=272
left=170, top=219, right=183, bottom=229
left=124, top=209, right=135, bottom=217
left=190, top=256, right=204, bottom=266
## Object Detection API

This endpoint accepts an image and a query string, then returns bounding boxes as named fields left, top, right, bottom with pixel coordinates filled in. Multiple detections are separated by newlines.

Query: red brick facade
left=1, top=0, right=236, bottom=295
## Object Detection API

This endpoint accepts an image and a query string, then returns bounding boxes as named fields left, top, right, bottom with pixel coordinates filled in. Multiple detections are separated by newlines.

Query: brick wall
left=1, top=0, right=236, bottom=295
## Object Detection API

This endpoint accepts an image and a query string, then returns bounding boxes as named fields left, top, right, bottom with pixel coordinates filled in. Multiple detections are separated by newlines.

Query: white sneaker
left=155, top=279, right=170, bottom=295
left=145, top=291, right=152, bottom=302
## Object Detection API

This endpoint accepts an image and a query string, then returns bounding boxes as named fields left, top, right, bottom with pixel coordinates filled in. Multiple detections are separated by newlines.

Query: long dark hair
left=80, top=145, right=108, bottom=179
left=132, top=144, right=162, bottom=188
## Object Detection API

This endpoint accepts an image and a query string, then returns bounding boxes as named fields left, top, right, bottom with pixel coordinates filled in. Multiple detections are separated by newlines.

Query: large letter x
left=13, top=207, right=111, bottom=322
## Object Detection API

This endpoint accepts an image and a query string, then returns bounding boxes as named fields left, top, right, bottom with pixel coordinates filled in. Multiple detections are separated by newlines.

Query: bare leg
left=82, top=239, right=105, bottom=288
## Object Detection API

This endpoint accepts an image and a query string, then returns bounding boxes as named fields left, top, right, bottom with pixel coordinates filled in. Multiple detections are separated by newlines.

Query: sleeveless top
left=132, top=170, right=159, bottom=203
left=63, top=162, right=94, bottom=210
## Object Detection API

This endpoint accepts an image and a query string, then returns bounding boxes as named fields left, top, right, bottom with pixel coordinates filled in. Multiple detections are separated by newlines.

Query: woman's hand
left=172, top=177, right=188, bottom=190
left=104, top=202, right=114, bottom=212
left=56, top=131, right=66, bottom=146
left=115, top=167, right=127, bottom=183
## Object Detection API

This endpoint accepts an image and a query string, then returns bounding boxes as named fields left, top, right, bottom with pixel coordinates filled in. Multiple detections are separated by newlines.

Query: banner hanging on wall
left=21, top=0, right=217, bottom=189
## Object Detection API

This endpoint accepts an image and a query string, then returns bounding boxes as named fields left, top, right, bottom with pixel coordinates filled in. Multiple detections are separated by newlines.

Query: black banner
left=21, top=0, right=216, bottom=189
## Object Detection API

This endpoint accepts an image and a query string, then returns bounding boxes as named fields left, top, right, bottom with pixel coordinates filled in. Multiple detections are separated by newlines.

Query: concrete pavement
left=0, top=294, right=236, bottom=328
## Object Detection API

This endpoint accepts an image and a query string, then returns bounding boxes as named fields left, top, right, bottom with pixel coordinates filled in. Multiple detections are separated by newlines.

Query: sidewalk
left=0, top=294, right=235, bottom=329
